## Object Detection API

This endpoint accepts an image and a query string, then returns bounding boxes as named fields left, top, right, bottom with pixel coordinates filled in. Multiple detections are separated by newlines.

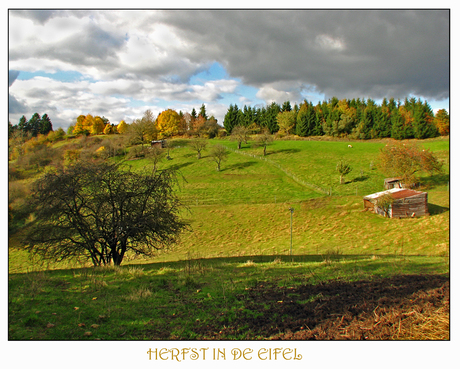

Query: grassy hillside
left=8, top=136, right=449, bottom=340
left=9, top=136, right=449, bottom=271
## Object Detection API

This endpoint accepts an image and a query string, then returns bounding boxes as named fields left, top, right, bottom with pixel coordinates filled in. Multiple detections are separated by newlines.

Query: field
left=8, top=136, right=450, bottom=340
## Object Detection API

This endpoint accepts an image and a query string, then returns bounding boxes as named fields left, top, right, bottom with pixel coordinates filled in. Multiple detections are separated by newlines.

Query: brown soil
left=199, top=274, right=449, bottom=340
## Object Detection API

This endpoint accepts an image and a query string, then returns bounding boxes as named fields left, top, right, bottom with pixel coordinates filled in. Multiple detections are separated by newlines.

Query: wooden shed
left=363, top=188, right=429, bottom=218
left=384, top=177, right=420, bottom=190
left=384, top=177, right=403, bottom=189
left=151, top=139, right=166, bottom=148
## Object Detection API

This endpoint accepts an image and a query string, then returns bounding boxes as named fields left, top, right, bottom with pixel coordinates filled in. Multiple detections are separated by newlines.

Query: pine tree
left=199, top=104, right=207, bottom=120
left=296, top=103, right=309, bottom=137
left=223, top=104, right=240, bottom=134
left=28, top=113, right=41, bottom=137
left=40, top=114, right=53, bottom=135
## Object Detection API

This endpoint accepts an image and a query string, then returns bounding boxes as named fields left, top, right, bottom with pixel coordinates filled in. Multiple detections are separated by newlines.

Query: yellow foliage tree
left=92, top=116, right=105, bottom=135
left=156, top=109, right=181, bottom=138
left=73, top=115, right=91, bottom=135
left=103, top=124, right=113, bottom=135
left=117, top=120, right=128, bottom=134
left=434, top=109, right=449, bottom=136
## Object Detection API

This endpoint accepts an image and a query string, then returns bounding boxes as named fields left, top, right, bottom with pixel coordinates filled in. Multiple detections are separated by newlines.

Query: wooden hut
left=384, top=177, right=403, bottom=189
left=151, top=139, right=166, bottom=148
left=384, top=177, right=419, bottom=190
left=363, top=188, right=429, bottom=218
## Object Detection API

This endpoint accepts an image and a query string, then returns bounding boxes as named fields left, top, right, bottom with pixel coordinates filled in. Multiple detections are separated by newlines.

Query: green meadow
left=8, top=136, right=449, bottom=339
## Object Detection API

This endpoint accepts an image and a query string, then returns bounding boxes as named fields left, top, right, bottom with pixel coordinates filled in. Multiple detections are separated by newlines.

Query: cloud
left=8, top=9, right=449, bottom=128
left=162, top=9, right=449, bottom=101
left=9, top=70, right=20, bottom=87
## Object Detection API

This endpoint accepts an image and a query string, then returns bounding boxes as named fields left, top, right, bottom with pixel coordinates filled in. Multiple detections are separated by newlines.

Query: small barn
left=383, top=177, right=419, bottom=190
left=151, top=140, right=166, bottom=148
left=384, top=177, right=403, bottom=189
left=363, top=188, right=429, bottom=218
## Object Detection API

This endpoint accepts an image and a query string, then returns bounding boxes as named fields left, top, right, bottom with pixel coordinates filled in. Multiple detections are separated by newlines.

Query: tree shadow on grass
left=352, top=175, right=369, bottom=183
left=428, top=203, right=449, bottom=215
left=168, top=161, right=194, bottom=171
left=222, top=161, right=257, bottom=172
left=266, top=148, right=301, bottom=156
left=419, top=173, right=450, bottom=190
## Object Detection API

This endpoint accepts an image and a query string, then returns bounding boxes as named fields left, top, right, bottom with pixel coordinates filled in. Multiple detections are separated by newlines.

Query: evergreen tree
left=40, top=114, right=53, bottom=135
left=264, top=102, right=281, bottom=134
left=296, top=103, right=309, bottom=137
left=413, top=102, right=437, bottom=139
left=199, top=104, right=207, bottom=120
left=282, top=101, right=292, bottom=112
left=18, top=115, right=29, bottom=134
left=191, top=108, right=197, bottom=120
left=314, top=105, right=325, bottom=136
left=390, top=109, right=405, bottom=140
left=223, top=104, right=240, bottom=134
left=28, top=113, right=41, bottom=137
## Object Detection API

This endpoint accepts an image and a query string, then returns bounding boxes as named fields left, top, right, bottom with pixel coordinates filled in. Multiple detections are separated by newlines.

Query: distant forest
left=9, top=96, right=449, bottom=142
left=223, top=96, right=449, bottom=140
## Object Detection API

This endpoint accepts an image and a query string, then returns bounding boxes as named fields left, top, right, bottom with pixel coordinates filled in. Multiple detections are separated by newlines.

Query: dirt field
left=198, top=274, right=449, bottom=340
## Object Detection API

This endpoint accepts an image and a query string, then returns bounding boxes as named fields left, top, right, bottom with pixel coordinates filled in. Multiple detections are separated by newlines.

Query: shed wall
left=391, top=193, right=428, bottom=218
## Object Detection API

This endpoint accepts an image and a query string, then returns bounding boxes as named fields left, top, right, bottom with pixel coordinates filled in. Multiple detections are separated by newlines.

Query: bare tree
left=254, top=128, right=274, bottom=156
left=209, top=144, right=228, bottom=172
left=146, top=145, right=166, bottom=172
left=190, top=137, right=208, bottom=159
left=231, top=125, right=250, bottom=149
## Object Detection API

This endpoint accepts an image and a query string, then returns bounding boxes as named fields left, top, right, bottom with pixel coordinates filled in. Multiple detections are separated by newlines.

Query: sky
left=8, top=9, right=450, bottom=130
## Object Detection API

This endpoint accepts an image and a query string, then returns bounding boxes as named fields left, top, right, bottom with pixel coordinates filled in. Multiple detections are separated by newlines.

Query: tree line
left=9, top=113, right=53, bottom=138
left=223, top=97, right=450, bottom=140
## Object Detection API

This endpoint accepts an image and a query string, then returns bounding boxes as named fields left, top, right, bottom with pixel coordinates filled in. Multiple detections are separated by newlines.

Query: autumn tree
left=276, top=110, right=296, bottom=136
left=24, top=161, right=188, bottom=266
left=92, top=116, right=105, bottom=135
left=378, top=141, right=443, bottom=187
left=73, top=114, right=94, bottom=135
left=103, top=123, right=113, bottom=135
left=434, top=109, right=449, bottom=136
left=117, top=120, right=128, bottom=134
left=157, top=109, right=181, bottom=139
left=127, top=110, right=157, bottom=149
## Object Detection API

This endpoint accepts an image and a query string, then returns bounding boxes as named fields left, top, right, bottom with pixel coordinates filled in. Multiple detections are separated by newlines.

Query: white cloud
left=8, top=9, right=449, bottom=129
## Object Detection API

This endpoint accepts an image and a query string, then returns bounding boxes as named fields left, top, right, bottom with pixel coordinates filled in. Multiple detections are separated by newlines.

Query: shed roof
left=384, top=177, right=402, bottom=183
left=363, top=188, right=425, bottom=201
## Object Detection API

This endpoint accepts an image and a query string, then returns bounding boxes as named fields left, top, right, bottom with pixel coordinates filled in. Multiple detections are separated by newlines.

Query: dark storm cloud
left=161, top=9, right=449, bottom=101
left=9, top=93, right=27, bottom=114
left=9, top=9, right=58, bottom=24
left=9, top=22, right=126, bottom=68
left=9, top=70, right=19, bottom=87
